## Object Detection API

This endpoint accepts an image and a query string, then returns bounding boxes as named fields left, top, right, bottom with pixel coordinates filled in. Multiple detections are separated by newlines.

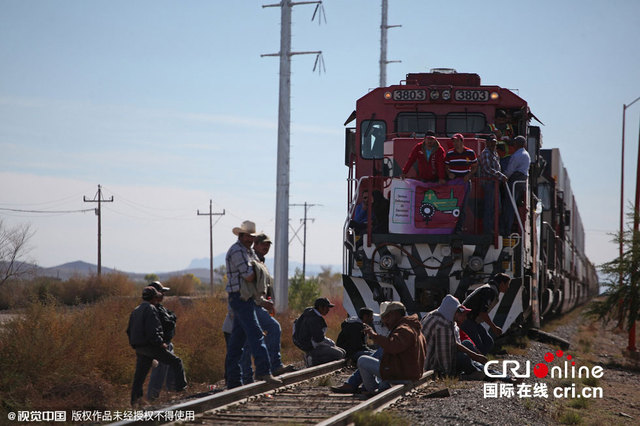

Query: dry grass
left=0, top=273, right=137, bottom=308
left=0, top=290, right=347, bottom=412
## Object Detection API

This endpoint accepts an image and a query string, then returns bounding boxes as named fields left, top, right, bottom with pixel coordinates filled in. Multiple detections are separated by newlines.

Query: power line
left=0, top=207, right=94, bottom=214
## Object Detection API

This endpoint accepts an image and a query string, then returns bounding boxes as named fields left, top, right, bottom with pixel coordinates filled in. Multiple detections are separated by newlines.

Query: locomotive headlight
left=442, top=89, right=451, bottom=101
left=384, top=91, right=392, bottom=100
left=490, top=91, right=499, bottom=100
left=468, top=256, right=484, bottom=272
left=380, top=254, right=396, bottom=270
left=430, top=90, right=440, bottom=100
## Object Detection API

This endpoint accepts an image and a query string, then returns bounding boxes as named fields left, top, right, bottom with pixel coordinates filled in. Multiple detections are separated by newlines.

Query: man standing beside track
left=224, top=220, right=282, bottom=388
left=238, top=233, right=295, bottom=383
left=146, top=280, right=178, bottom=400
left=127, top=286, right=187, bottom=407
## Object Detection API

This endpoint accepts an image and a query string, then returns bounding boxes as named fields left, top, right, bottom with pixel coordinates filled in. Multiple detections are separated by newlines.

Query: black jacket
left=293, top=307, right=328, bottom=352
left=157, top=304, right=177, bottom=343
left=126, top=301, right=164, bottom=348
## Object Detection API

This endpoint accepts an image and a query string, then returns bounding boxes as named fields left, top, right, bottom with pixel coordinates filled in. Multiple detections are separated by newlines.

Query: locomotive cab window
left=361, top=120, right=386, bottom=159
left=445, top=112, right=486, bottom=136
left=396, top=112, right=436, bottom=136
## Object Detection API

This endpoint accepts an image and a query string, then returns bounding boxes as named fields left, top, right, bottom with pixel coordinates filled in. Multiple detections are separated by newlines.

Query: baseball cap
left=255, top=233, right=272, bottom=244
left=142, top=286, right=160, bottom=301
left=314, top=297, right=335, bottom=309
left=380, top=301, right=406, bottom=317
left=149, top=281, right=170, bottom=293
left=457, top=304, right=471, bottom=313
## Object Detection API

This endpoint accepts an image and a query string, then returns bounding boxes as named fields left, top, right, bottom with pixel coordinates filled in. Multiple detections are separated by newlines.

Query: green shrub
left=288, top=268, right=321, bottom=312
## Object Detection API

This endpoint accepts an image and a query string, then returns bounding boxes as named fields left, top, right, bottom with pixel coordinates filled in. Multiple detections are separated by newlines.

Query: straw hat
left=232, top=220, right=258, bottom=236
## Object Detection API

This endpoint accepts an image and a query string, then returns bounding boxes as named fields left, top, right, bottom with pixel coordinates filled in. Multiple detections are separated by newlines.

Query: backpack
left=292, top=310, right=313, bottom=352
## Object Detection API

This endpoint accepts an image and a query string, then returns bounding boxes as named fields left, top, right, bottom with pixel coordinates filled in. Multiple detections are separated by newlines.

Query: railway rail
left=111, top=359, right=434, bottom=426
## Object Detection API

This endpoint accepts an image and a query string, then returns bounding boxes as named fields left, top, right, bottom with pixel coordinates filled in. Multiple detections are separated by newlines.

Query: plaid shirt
left=421, top=310, right=456, bottom=375
left=479, top=147, right=506, bottom=181
left=225, top=240, right=257, bottom=293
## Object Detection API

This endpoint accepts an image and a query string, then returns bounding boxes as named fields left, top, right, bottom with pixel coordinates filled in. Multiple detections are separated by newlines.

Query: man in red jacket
left=356, top=301, right=427, bottom=395
left=401, top=131, right=446, bottom=183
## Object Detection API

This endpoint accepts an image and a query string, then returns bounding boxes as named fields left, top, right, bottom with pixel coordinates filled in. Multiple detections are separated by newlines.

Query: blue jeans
left=147, top=343, right=176, bottom=399
left=241, top=306, right=283, bottom=384
left=225, top=292, right=272, bottom=388
left=357, top=350, right=409, bottom=393
left=461, top=318, right=494, bottom=355
left=456, top=340, right=484, bottom=375
left=346, top=348, right=381, bottom=389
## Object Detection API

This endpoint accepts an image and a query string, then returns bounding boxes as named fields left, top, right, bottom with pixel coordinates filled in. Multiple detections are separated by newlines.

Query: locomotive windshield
left=445, top=112, right=486, bottom=136
left=360, top=119, right=386, bottom=159
left=396, top=112, right=436, bottom=135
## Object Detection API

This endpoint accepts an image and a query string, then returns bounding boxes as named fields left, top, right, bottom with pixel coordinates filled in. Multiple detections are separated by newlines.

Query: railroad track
left=111, top=359, right=434, bottom=425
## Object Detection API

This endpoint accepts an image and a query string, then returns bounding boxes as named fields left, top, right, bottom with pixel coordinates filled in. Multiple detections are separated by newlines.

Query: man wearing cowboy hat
left=224, top=220, right=281, bottom=388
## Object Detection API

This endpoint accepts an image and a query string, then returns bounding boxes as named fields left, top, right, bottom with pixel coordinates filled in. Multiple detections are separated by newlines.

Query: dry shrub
left=0, top=298, right=131, bottom=412
left=54, top=273, right=136, bottom=304
left=164, top=274, right=198, bottom=296
left=0, top=273, right=136, bottom=308
left=166, top=296, right=227, bottom=383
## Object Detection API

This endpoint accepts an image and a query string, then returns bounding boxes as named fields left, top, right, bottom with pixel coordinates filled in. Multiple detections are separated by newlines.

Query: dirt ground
left=386, top=303, right=640, bottom=425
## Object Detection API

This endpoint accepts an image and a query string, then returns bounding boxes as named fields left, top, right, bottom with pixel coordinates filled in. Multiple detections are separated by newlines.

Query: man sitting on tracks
left=461, top=273, right=512, bottom=354
left=421, top=294, right=487, bottom=378
left=336, top=307, right=376, bottom=363
left=356, top=301, right=427, bottom=395
left=292, top=298, right=346, bottom=366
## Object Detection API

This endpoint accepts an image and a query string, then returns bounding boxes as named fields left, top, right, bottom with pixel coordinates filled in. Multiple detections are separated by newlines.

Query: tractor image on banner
left=389, top=178, right=466, bottom=234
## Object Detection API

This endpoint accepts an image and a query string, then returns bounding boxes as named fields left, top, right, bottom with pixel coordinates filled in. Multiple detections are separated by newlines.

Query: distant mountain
left=19, top=256, right=340, bottom=284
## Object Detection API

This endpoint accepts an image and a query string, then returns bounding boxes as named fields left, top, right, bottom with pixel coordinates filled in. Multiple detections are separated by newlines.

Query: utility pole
left=290, top=202, right=318, bottom=281
left=197, top=200, right=225, bottom=294
left=379, top=0, right=401, bottom=87
left=262, top=1, right=325, bottom=313
left=83, top=184, right=113, bottom=276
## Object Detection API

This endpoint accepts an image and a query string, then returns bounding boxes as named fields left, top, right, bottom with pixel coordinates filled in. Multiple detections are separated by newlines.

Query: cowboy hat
left=232, top=220, right=258, bottom=236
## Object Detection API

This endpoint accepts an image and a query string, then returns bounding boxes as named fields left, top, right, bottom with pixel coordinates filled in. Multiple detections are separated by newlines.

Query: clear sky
left=1, top=0, right=639, bottom=274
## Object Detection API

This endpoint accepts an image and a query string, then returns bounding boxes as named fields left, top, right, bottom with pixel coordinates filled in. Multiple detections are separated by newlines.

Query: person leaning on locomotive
left=460, top=273, right=512, bottom=355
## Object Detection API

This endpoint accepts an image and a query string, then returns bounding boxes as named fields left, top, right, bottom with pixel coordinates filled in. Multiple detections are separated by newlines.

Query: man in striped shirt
left=421, top=295, right=464, bottom=376
left=445, top=133, right=478, bottom=182
left=224, top=220, right=282, bottom=388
